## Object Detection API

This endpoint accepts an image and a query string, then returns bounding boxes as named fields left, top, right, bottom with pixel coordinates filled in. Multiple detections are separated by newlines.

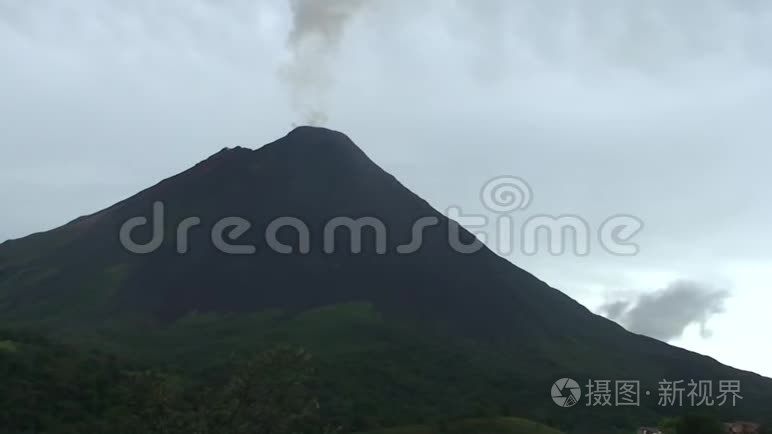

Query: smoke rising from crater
left=281, top=0, right=373, bottom=126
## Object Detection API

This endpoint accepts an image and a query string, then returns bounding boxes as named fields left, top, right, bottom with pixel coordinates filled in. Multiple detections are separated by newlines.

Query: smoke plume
left=281, top=0, right=372, bottom=126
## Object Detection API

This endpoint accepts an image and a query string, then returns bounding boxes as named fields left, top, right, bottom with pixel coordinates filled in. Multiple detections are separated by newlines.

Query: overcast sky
left=1, top=0, right=771, bottom=377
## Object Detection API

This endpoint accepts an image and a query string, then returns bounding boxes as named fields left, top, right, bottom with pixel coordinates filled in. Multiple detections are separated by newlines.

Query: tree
left=209, top=347, right=327, bottom=434
left=675, top=414, right=723, bottom=434
left=659, top=417, right=679, bottom=434
left=124, top=346, right=337, bottom=434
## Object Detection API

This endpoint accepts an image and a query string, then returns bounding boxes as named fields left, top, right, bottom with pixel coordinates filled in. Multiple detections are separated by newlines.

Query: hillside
left=359, top=417, right=565, bottom=434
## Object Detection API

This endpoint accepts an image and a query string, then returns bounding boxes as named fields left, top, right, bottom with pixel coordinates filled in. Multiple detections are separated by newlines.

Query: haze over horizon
left=1, top=1, right=771, bottom=377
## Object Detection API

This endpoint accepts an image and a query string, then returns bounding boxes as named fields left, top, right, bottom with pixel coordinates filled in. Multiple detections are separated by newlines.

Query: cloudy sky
left=1, top=1, right=771, bottom=376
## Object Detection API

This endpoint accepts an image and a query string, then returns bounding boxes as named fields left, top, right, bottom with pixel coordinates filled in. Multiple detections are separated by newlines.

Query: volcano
left=1, top=127, right=770, bottom=430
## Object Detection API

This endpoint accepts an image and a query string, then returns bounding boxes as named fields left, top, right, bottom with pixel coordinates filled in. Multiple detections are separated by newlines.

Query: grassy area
left=359, top=417, right=564, bottom=434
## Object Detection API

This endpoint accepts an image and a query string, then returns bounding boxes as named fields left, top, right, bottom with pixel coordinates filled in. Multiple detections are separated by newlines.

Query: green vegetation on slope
left=2, top=303, right=770, bottom=433
left=359, top=417, right=564, bottom=434
left=0, top=329, right=335, bottom=434
left=0, top=326, right=568, bottom=434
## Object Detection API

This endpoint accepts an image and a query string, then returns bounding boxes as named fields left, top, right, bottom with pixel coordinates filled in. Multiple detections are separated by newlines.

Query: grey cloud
left=598, top=300, right=631, bottom=321
left=599, top=281, right=730, bottom=342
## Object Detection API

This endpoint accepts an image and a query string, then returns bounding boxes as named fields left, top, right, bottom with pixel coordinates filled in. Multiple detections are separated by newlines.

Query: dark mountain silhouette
left=0, top=127, right=770, bottom=429
left=0, top=127, right=594, bottom=337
